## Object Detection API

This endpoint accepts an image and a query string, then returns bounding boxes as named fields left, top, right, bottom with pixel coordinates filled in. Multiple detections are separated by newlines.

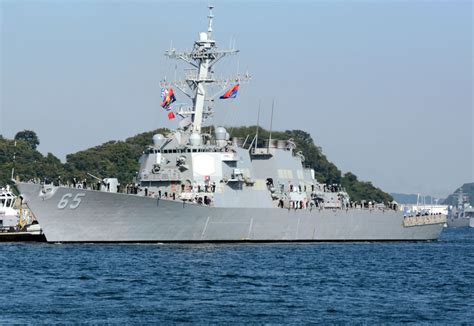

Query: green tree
left=14, top=130, right=40, bottom=150
left=442, top=183, right=474, bottom=206
left=341, top=172, right=393, bottom=203
left=64, top=128, right=170, bottom=184
left=0, top=134, right=65, bottom=186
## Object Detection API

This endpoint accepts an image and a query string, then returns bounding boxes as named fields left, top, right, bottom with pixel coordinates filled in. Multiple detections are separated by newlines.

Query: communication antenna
left=11, top=140, right=16, bottom=180
left=163, top=5, right=249, bottom=134
left=207, top=4, right=214, bottom=38
left=255, top=100, right=261, bottom=150
left=268, top=99, right=274, bottom=152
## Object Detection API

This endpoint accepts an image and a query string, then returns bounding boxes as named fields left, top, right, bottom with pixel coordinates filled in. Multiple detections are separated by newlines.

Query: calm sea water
left=1, top=228, right=473, bottom=324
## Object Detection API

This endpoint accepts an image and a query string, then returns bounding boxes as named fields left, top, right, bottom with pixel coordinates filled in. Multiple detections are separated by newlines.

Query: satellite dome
left=215, top=127, right=227, bottom=140
left=199, top=32, right=208, bottom=42
left=189, top=133, right=202, bottom=146
left=153, top=134, right=165, bottom=147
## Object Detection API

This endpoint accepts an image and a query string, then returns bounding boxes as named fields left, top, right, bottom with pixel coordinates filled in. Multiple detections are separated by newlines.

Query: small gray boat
left=446, top=190, right=474, bottom=228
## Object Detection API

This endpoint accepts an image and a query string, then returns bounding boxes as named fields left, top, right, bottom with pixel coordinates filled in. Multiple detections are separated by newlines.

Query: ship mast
left=163, top=5, right=249, bottom=134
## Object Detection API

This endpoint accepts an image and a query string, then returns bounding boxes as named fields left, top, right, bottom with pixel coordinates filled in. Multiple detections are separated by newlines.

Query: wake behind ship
left=15, top=6, right=445, bottom=243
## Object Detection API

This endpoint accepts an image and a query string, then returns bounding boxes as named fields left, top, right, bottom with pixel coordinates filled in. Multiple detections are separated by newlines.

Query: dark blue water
left=1, top=228, right=473, bottom=324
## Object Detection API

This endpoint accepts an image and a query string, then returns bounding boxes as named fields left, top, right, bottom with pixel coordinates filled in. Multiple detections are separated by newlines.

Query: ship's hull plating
left=18, top=183, right=444, bottom=243
left=449, top=217, right=474, bottom=228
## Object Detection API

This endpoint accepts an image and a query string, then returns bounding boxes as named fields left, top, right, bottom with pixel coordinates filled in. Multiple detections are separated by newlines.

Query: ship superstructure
left=446, top=190, right=474, bottom=228
left=15, top=6, right=445, bottom=242
left=137, top=6, right=346, bottom=210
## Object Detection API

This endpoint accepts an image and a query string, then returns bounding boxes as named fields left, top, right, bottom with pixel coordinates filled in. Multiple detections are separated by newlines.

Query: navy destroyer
left=15, top=6, right=445, bottom=242
left=446, top=190, right=474, bottom=228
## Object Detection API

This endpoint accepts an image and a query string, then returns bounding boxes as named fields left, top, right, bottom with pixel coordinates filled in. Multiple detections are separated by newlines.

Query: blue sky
left=1, top=0, right=472, bottom=198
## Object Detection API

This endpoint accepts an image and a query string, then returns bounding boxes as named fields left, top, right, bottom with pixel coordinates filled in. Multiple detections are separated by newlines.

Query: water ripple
left=0, top=228, right=473, bottom=324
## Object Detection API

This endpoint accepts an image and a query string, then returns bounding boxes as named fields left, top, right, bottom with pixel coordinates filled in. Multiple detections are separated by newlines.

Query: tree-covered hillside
left=0, top=129, right=169, bottom=187
left=1, top=127, right=392, bottom=203
left=0, top=131, right=65, bottom=185
left=442, top=183, right=474, bottom=206
left=64, top=128, right=170, bottom=184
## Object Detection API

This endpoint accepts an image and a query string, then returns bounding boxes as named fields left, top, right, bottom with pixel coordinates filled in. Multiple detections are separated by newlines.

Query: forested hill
left=1, top=128, right=392, bottom=203
left=0, top=129, right=169, bottom=189
left=442, top=183, right=474, bottom=206
left=0, top=132, right=64, bottom=186
left=64, top=128, right=170, bottom=184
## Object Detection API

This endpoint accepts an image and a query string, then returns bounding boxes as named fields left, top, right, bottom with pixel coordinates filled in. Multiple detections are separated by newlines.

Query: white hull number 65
left=57, top=193, right=85, bottom=209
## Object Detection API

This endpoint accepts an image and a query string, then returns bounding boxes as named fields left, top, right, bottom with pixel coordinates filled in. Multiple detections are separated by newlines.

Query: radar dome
left=199, top=32, right=208, bottom=42
left=153, top=134, right=165, bottom=147
left=189, top=133, right=202, bottom=146
left=215, top=127, right=227, bottom=140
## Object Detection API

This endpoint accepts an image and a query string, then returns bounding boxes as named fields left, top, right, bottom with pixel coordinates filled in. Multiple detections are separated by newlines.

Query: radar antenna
left=207, top=5, right=214, bottom=38
left=162, top=5, right=250, bottom=134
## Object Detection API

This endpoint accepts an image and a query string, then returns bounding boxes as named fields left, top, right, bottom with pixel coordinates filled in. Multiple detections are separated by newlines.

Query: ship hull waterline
left=0, top=232, right=46, bottom=242
left=18, top=183, right=444, bottom=243
left=446, top=217, right=471, bottom=228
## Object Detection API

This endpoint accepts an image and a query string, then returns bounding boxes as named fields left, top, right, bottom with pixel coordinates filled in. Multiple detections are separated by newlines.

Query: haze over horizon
left=1, top=0, right=472, bottom=198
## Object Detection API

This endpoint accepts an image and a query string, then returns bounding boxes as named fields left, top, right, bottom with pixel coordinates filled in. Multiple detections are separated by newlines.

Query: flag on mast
left=161, top=88, right=176, bottom=110
left=220, top=84, right=239, bottom=99
left=160, top=88, right=168, bottom=100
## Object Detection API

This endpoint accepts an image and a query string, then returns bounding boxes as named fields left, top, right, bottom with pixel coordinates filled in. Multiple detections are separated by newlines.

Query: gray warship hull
left=446, top=217, right=471, bottom=228
left=18, top=183, right=444, bottom=243
left=14, top=7, right=447, bottom=243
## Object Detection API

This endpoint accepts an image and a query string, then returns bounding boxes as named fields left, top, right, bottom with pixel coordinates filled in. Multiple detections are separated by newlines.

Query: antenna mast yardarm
left=163, top=5, right=249, bottom=134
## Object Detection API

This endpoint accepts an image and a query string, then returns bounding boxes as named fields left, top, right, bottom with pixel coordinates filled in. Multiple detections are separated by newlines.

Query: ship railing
left=142, top=172, right=182, bottom=182
left=178, top=191, right=214, bottom=206
left=403, top=214, right=446, bottom=227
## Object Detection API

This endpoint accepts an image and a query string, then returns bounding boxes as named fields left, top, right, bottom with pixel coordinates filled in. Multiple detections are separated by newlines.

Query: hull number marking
left=58, top=193, right=85, bottom=209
